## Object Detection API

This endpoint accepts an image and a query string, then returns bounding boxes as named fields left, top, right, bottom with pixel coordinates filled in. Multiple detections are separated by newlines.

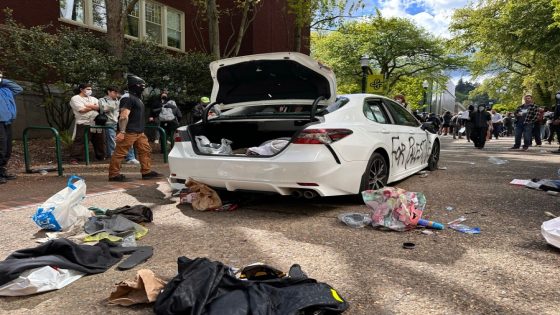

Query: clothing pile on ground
left=510, top=178, right=560, bottom=195
left=178, top=178, right=239, bottom=212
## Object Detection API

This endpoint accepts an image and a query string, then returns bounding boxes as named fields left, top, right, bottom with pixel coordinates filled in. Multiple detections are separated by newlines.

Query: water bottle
left=418, top=219, right=445, bottom=230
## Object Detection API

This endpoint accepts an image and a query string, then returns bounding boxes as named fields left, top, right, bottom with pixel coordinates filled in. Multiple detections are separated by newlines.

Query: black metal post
left=361, top=67, right=367, bottom=93
left=422, top=89, right=427, bottom=112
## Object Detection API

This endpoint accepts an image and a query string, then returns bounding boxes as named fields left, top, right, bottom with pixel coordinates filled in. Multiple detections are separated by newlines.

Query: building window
left=92, top=0, right=107, bottom=29
left=167, top=9, right=182, bottom=49
left=125, top=0, right=140, bottom=38
left=60, top=0, right=86, bottom=24
left=59, top=0, right=184, bottom=50
left=145, top=1, right=162, bottom=44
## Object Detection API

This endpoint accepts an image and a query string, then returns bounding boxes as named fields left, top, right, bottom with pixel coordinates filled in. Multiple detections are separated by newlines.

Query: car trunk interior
left=188, top=118, right=319, bottom=155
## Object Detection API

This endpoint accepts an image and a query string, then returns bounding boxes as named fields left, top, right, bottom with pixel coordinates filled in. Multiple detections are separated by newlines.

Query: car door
left=382, top=100, right=430, bottom=173
left=362, top=98, right=403, bottom=177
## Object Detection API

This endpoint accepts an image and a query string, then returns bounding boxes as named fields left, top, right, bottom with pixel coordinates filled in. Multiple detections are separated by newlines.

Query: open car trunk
left=187, top=117, right=320, bottom=156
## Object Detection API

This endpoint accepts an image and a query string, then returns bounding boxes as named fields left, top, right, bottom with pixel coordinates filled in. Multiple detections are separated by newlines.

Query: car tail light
left=293, top=129, right=353, bottom=144
left=174, top=130, right=190, bottom=143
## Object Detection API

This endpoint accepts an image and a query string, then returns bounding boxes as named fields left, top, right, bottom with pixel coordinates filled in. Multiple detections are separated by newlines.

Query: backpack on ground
left=159, top=106, right=176, bottom=122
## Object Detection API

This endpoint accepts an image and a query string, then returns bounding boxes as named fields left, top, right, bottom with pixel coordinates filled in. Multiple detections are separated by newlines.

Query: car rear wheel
left=427, top=141, right=440, bottom=171
left=360, top=152, right=388, bottom=192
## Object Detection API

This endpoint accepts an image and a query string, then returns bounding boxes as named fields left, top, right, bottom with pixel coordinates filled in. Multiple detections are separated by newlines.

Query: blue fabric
left=0, top=79, right=23, bottom=124
left=514, top=122, right=533, bottom=148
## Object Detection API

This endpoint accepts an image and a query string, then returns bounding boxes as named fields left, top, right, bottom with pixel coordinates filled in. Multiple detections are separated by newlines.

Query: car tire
left=427, top=141, right=440, bottom=171
left=359, top=152, right=389, bottom=193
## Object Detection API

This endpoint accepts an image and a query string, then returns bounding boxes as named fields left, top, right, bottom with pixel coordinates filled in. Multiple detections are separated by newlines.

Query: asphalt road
left=0, top=136, right=559, bottom=314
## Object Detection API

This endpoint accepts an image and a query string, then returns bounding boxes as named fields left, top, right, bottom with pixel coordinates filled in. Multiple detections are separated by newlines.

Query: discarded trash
left=39, top=169, right=48, bottom=175
left=544, top=211, right=557, bottom=218
left=510, top=179, right=530, bottom=186
left=418, top=219, right=444, bottom=230
left=362, top=187, right=425, bottom=231
left=421, top=230, right=434, bottom=235
left=195, top=136, right=233, bottom=155
left=0, top=266, right=84, bottom=296
left=446, top=206, right=454, bottom=211
left=437, top=166, right=448, bottom=170
left=247, top=139, right=289, bottom=156
left=547, top=191, right=559, bottom=196
left=212, top=203, right=238, bottom=212
left=449, top=224, right=480, bottom=234
left=488, top=157, right=508, bottom=165
left=459, top=127, right=466, bottom=133
left=185, top=178, right=222, bottom=211
left=32, top=175, right=91, bottom=231
left=402, top=242, right=415, bottom=249
left=108, top=269, right=166, bottom=306
left=541, top=217, right=560, bottom=249
left=419, top=174, right=429, bottom=178
left=338, top=213, right=372, bottom=228
left=447, top=216, right=467, bottom=225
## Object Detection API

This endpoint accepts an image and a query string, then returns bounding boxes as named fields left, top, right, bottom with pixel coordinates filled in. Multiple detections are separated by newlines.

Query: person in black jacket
left=469, top=104, right=492, bottom=149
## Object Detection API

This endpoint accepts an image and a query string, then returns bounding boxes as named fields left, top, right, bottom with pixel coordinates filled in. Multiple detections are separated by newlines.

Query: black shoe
left=142, top=171, right=163, bottom=180
left=109, top=174, right=129, bottom=182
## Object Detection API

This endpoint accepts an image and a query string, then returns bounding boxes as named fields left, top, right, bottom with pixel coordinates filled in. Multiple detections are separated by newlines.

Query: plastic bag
left=542, top=217, right=560, bottom=249
left=362, top=187, right=425, bottom=231
left=195, top=136, right=233, bottom=155
left=0, top=266, right=84, bottom=296
left=248, top=139, right=289, bottom=156
left=32, top=176, right=91, bottom=231
left=338, top=213, right=373, bottom=228
left=185, top=178, right=222, bottom=211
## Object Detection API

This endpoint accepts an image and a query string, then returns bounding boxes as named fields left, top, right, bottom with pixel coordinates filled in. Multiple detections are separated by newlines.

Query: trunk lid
left=209, top=52, right=337, bottom=109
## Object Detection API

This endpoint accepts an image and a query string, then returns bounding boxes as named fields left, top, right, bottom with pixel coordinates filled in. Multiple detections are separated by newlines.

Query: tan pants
left=109, top=132, right=152, bottom=178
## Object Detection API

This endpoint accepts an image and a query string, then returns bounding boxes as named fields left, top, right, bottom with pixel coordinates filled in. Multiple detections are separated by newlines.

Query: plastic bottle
left=418, top=219, right=445, bottom=230
left=488, top=157, right=507, bottom=165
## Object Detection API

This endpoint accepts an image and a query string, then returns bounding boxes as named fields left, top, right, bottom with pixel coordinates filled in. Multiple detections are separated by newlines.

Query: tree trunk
left=207, top=0, right=221, bottom=59
left=106, top=0, right=139, bottom=77
left=231, top=1, right=251, bottom=57
left=294, top=24, right=302, bottom=52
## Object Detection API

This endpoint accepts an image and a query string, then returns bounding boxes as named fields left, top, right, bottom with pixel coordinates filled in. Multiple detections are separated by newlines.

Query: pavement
left=0, top=136, right=559, bottom=314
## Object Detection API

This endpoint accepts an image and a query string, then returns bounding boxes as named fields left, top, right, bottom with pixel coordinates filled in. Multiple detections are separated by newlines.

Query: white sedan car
left=168, top=52, right=440, bottom=197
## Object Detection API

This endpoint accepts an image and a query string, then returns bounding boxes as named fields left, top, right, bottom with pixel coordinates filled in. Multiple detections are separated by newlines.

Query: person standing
left=469, top=105, right=491, bottom=149
left=551, top=97, right=560, bottom=153
left=503, top=112, right=514, bottom=137
left=532, top=107, right=545, bottom=147
left=510, top=94, right=538, bottom=151
left=69, top=83, right=105, bottom=164
left=148, top=89, right=168, bottom=143
left=158, top=97, right=182, bottom=143
left=464, top=105, right=474, bottom=142
left=441, top=111, right=452, bottom=136
left=490, top=109, right=503, bottom=140
left=98, top=86, right=138, bottom=164
left=0, top=72, right=23, bottom=184
left=108, top=74, right=162, bottom=181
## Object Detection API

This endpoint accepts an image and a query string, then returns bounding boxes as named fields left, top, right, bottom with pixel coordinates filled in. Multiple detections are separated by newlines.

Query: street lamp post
left=422, top=80, right=429, bottom=112
left=360, top=55, right=370, bottom=93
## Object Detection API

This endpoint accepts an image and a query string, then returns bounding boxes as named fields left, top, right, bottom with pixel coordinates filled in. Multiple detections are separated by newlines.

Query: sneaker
left=0, top=169, right=16, bottom=180
left=109, top=174, right=129, bottom=182
left=521, top=146, right=529, bottom=151
left=126, top=159, right=140, bottom=165
left=142, top=171, right=163, bottom=180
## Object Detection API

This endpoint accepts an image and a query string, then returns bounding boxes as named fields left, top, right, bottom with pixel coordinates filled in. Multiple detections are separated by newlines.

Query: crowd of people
left=397, top=94, right=560, bottom=152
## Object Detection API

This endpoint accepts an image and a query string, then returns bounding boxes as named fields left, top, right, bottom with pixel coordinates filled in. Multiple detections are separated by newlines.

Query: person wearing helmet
left=108, top=74, right=162, bottom=181
left=191, top=96, right=220, bottom=123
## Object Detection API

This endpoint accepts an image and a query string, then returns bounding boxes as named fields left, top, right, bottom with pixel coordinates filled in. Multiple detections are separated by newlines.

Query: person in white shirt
left=490, top=109, right=503, bottom=140
left=69, top=83, right=105, bottom=164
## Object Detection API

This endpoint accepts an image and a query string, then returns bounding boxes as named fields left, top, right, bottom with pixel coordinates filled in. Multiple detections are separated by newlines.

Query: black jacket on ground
left=0, top=239, right=122, bottom=286
left=154, top=257, right=348, bottom=315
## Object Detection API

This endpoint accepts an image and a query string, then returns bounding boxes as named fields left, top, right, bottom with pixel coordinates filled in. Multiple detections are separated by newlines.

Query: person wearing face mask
left=510, top=94, right=538, bottom=151
left=469, top=104, right=492, bottom=149
left=69, top=83, right=105, bottom=164
left=108, top=74, right=162, bottom=181
left=148, top=89, right=169, bottom=144
left=0, top=71, right=23, bottom=184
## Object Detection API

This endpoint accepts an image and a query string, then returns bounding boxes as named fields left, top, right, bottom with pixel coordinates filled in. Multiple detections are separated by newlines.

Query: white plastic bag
left=542, top=217, right=560, bottom=249
left=32, top=175, right=91, bottom=231
left=0, top=266, right=84, bottom=296
left=195, top=136, right=233, bottom=155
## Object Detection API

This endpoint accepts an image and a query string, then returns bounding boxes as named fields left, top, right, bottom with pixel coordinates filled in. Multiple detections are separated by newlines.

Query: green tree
left=311, top=14, right=462, bottom=95
left=287, top=0, right=363, bottom=52
left=455, top=78, right=476, bottom=103
left=450, top=0, right=560, bottom=107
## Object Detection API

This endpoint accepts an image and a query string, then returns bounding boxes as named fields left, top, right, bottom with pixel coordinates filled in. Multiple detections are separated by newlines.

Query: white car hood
left=209, top=52, right=337, bottom=109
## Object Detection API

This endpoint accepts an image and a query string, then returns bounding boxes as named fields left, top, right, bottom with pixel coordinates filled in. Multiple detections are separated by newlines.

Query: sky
left=355, top=0, right=471, bottom=38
